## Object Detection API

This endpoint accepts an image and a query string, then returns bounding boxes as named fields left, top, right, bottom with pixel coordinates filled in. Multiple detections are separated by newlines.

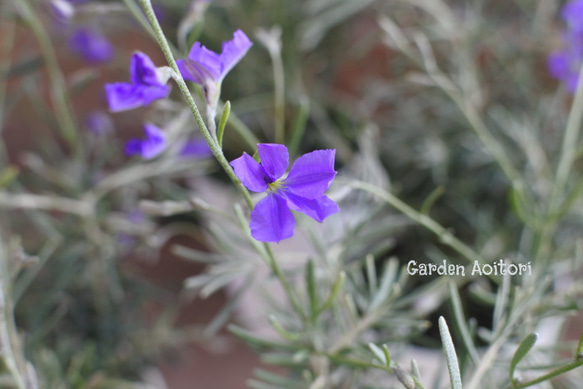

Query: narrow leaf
left=576, top=331, right=583, bottom=359
left=411, top=359, right=422, bottom=381
left=420, top=185, right=445, bottom=215
left=448, top=281, right=479, bottom=364
left=287, top=96, right=310, bottom=158
left=365, top=254, right=377, bottom=297
left=305, top=260, right=318, bottom=318
left=438, top=317, right=463, bottom=389
left=509, top=333, right=538, bottom=381
left=217, top=100, right=231, bottom=148
left=368, top=343, right=386, bottom=364
left=228, top=325, right=301, bottom=351
left=382, top=344, right=391, bottom=367
left=268, top=314, right=301, bottom=342
left=315, top=271, right=345, bottom=316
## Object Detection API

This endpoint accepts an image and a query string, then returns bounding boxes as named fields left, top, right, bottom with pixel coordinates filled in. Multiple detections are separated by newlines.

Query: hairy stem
left=137, top=0, right=254, bottom=210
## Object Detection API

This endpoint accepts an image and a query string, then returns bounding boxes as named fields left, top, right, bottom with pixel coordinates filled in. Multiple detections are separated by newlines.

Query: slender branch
left=137, top=0, right=254, bottom=210
left=535, top=60, right=583, bottom=259
left=508, top=359, right=583, bottom=389
left=0, top=240, right=27, bottom=389
left=264, top=244, right=306, bottom=321
left=0, top=192, right=91, bottom=216
left=340, top=179, right=486, bottom=266
left=12, top=0, right=79, bottom=155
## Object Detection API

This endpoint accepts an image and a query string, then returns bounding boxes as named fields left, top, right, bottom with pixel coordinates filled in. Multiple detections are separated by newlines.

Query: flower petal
left=125, top=124, right=166, bottom=159
left=230, top=153, right=269, bottom=192
left=562, top=0, right=583, bottom=33
left=124, top=139, right=143, bottom=156
left=130, top=51, right=162, bottom=86
left=218, top=29, right=253, bottom=79
left=284, top=149, right=337, bottom=199
left=177, top=58, right=217, bottom=84
left=140, top=123, right=166, bottom=159
left=180, top=138, right=213, bottom=158
left=257, top=143, right=289, bottom=181
left=105, top=83, right=144, bottom=112
left=138, top=84, right=171, bottom=106
left=548, top=51, right=570, bottom=81
left=186, top=42, right=222, bottom=80
left=284, top=192, right=339, bottom=222
left=250, top=193, right=294, bottom=243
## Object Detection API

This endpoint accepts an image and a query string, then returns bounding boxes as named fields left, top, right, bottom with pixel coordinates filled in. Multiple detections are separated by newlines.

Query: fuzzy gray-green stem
left=340, top=179, right=486, bottom=267
left=137, top=0, right=254, bottom=210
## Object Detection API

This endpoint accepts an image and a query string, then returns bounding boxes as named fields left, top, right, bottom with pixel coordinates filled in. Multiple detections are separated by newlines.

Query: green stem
left=430, top=73, right=523, bottom=189
left=271, top=47, right=285, bottom=144
left=340, top=179, right=485, bottom=266
left=508, top=359, right=583, bottom=388
left=536, top=60, right=583, bottom=259
left=0, top=239, right=27, bottom=389
left=137, top=0, right=253, bottom=209
left=264, top=244, right=306, bottom=321
left=12, top=0, right=79, bottom=156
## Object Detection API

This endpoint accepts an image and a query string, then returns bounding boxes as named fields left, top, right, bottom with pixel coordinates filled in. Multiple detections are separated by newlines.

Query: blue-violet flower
left=180, top=138, right=213, bottom=158
left=105, top=51, right=170, bottom=112
left=230, top=144, right=339, bottom=243
left=69, top=27, right=113, bottom=63
left=125, top=123, right=166, bottom=159
left=177, top=29, right=252, bottom=110
left=548, top=0, right=583, bottom=93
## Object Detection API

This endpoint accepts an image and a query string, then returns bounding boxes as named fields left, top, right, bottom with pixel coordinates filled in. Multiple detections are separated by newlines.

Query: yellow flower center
left=267, top=180, right=284, bottom=193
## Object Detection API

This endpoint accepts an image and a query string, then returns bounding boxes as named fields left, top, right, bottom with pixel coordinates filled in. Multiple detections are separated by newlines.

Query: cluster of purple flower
left=104, top=30, right=252, bottom=159
left=548, top=0, right=583, bottom=93
left=103, top=28, right=338, bottom=242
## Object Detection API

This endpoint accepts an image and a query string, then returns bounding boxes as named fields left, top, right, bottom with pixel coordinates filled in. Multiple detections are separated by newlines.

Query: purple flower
left=230, top=144, right=339, bottom=243
left=125, top=123, right=166, bottom=159
left=547, top=1, right=583, bottom=92
left=105, top=52, right=171, bottom=112
left=179, top=138, right=212, bottom=158
left=562, top=0, right=583, bottom=33
left=177, top=29, right=252, bottom=107
left=85, top=110, right=113, bottom=136
left=69, top=27, right=113, bottom=63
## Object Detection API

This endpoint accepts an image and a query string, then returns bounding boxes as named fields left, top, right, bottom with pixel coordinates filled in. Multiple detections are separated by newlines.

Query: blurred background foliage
left=1, top=0, right=583, bottom=388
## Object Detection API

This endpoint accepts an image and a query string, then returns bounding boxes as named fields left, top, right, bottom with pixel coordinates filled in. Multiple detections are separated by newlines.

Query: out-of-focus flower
left=177, top=30, right=252, bottom=110
left=548, top=0, right=583, bottom=93
left=85, top=110, right=113, bottom=136
left=105, top=52, right=171, bottom=112
left=48, top=0, right=75, bottom=22
left=561, top=0, right=583, bottom=33
left=179, top=138, right=212, bottom=158
left=125, top=123, right=166, bottom=159
left=230, top=143, right=339, bottom=243
left=69, top=27, right=114, bottom=63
